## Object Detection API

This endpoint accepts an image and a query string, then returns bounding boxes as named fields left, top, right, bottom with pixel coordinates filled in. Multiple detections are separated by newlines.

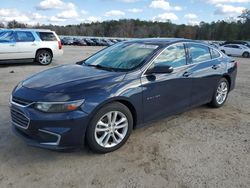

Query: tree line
left=1, top=10, right=249, bottom=41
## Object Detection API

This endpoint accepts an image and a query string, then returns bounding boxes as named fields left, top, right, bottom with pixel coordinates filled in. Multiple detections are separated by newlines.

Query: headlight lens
left=34, top=100, right=84, bottom=113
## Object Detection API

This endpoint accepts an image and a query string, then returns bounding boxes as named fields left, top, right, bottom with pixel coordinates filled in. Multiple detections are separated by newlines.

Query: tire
left=35, top=50, right=53, bottom=65
left=209, top=78, right=229, bottom=108
left=86, top=102, right=133, bottom=153
left=242, top=52, right=250, bottom=58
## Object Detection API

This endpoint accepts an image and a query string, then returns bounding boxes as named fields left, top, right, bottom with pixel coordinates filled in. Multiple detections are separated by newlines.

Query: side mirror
left=76, top=60, right=84, bottom=65
left=146, top=65, right=174, bottom=74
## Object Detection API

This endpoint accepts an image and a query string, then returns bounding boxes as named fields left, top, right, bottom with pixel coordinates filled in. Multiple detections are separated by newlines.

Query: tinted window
left=188, top=44, right=211, bottom=63
left=231, top=45, right=240, bottom=48
left=210, top=48, right=221, bottom=59
left=37, top=32, right=57, bottom=41
left=0, top=31, right=14, bottom=42
left=152, top=44, right=186, bottom=68
left=15, top=31, right=35, bottom=42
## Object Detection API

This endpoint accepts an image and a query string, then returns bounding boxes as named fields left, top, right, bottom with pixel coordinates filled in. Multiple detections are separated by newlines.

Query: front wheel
left=86, top=102, right=133, bottom=153
left=36, top=50, right=53, bottom=65
left=209, top=78, right=229, bottom=108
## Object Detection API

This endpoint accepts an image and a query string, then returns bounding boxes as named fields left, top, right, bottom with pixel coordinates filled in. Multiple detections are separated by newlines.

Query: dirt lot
left=0, top=46, right=249, bottom=188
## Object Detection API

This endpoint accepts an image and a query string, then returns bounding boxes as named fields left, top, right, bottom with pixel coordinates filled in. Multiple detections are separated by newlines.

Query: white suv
left=219, top=44, right=250, bottom=58
left=0, top=29, right=63, bottom=65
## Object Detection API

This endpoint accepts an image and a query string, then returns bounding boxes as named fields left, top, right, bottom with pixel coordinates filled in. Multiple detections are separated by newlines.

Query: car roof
left=0, top=28, right=53, bottom=32
left=125, top=38, right=204, bottom=46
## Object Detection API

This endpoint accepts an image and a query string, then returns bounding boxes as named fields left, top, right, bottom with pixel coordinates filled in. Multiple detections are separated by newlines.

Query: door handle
left=9, top=44, right=15, bottom=47
left=31, top=43, right=37, bottom=46
left=212, top=64, right=220, bottom=70
left=183, top=72, right=192, bottom=77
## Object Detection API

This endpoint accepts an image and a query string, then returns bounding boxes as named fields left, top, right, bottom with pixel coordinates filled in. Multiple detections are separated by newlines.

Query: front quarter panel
left=81, top=77, right=143, bottom=126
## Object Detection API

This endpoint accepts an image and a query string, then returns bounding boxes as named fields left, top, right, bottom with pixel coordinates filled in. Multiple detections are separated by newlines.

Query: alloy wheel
left=216, top=81, right=228, bottom=105
left=94, top=111, right=128, bottom=148
left=38, top=52, right=51, bottom=65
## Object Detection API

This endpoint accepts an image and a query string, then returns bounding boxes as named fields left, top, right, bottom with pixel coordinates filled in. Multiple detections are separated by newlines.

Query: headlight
left=34, top=100, right=84, bottom=113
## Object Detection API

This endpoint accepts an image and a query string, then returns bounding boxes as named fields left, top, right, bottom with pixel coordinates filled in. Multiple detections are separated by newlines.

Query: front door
left=141, top=43, right=192, bottom=122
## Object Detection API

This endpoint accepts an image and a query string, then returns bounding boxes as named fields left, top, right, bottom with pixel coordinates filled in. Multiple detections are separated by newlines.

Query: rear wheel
left=242, top=52, right=250, bottom=58
left=209, top=78, right=229, bottom=108
left=86, top=102, right=133, bottom=153
left=36, top=50, right=53, bottom=65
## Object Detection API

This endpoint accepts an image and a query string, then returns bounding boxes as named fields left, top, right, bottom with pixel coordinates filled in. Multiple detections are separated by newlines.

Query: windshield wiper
left=87, top=64, right=116, bottom=72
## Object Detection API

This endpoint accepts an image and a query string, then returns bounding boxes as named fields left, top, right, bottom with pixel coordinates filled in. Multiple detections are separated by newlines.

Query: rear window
left=37, top=32, right=57, bottom=41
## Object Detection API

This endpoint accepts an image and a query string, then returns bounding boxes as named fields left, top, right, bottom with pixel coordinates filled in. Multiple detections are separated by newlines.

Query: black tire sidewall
left=86, top=102, right=133, bottom=153
left=36, top=50, right=52, bottom=65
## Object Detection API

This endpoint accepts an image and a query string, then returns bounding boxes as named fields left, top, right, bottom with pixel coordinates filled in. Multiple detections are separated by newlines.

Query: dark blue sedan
left=10, top=38, right=237, bottom=153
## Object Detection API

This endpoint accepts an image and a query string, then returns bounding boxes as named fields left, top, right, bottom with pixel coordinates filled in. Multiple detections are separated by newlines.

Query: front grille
left=12, top=96, right=32, bottom=106
left=11, top=108, right=29, bottom=129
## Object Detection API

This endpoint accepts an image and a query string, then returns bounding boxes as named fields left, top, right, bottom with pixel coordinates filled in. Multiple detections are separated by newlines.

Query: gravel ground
left=0, top=46, right=249, bottom=188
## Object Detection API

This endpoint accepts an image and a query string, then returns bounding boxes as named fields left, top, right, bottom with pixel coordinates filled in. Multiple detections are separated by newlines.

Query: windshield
left=84, top=42, right=159, bottom=71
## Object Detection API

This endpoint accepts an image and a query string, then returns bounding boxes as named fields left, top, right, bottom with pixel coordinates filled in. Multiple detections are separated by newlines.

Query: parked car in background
left=84, top=38, right=96, bottom=46
left=10, top=38, right=237, bottom=153
left=104, top=39, right=115, bottom=46
left=222, top=41, right=250, bottom=48
left=61, top=37, right=74, bottom=45
left=73, top=38, right=87, bottom=46
left=0, top=29, right=63, bottom=65
left=91, top=38, right=106, bottom=46
left=219, top=44, right=250, bottom=58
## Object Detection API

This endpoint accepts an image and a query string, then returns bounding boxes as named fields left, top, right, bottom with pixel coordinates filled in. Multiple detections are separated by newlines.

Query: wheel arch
left=35, top=48, right=53, bottom=57
left=222, top=74, right=231, bottom=90
left=88, top=97, right=138, bottom=129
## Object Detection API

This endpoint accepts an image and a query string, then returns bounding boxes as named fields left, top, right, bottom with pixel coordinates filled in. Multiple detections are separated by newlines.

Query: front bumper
left=10, top=102, right=90, bottom=150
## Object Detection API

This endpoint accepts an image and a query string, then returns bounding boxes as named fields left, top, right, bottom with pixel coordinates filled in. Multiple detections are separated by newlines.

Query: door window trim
left=142, top=42, right=188, bottom=76
left=142, top=42, right=223, bottom=77
left=14, top=31, right=35, bottom=42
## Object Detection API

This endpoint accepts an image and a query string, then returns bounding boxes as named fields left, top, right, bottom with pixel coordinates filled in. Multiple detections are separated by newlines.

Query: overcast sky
left=0, top=0, right=250, bottom=26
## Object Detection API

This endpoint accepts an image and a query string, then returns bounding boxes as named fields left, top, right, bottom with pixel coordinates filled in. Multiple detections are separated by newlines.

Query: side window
left=210, top=48, right=221, bottom=59
left=152, top=44, right=186, bottom=68
left=37, top=32, right=57, bottom=41
left=15, top=31, right=35, bottom=42
left=0, top=31, right=14, bottom=43
left=188, top=44, right=211, bottom=63
left=232, top=45, right=239, bottom=49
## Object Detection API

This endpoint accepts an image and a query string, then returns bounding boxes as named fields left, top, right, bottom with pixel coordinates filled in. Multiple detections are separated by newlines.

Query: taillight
left=58, top=41, right=62, bottom=50
left=235, top=61, right=239, bottom=67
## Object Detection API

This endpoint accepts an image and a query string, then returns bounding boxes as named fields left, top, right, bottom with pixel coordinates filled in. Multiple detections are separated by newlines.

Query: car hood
left=22, top=65, right=126, bottom=93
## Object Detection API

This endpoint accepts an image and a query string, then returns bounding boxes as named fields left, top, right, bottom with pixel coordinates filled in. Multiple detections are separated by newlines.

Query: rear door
left=186, top=43, right=224, bottom=106
left=0, top=31, right=19, bottom=60
left=230, top=45, right=242, bottom=56
left=14, top=31, right=37, bottom=59
left=141, top=43, right=192, bottom=122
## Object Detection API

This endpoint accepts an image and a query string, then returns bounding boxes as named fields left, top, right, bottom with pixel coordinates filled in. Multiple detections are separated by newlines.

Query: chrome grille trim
left=11, top=108, right=30, bottom=129
left=10, top=95, right=34, bottom=108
